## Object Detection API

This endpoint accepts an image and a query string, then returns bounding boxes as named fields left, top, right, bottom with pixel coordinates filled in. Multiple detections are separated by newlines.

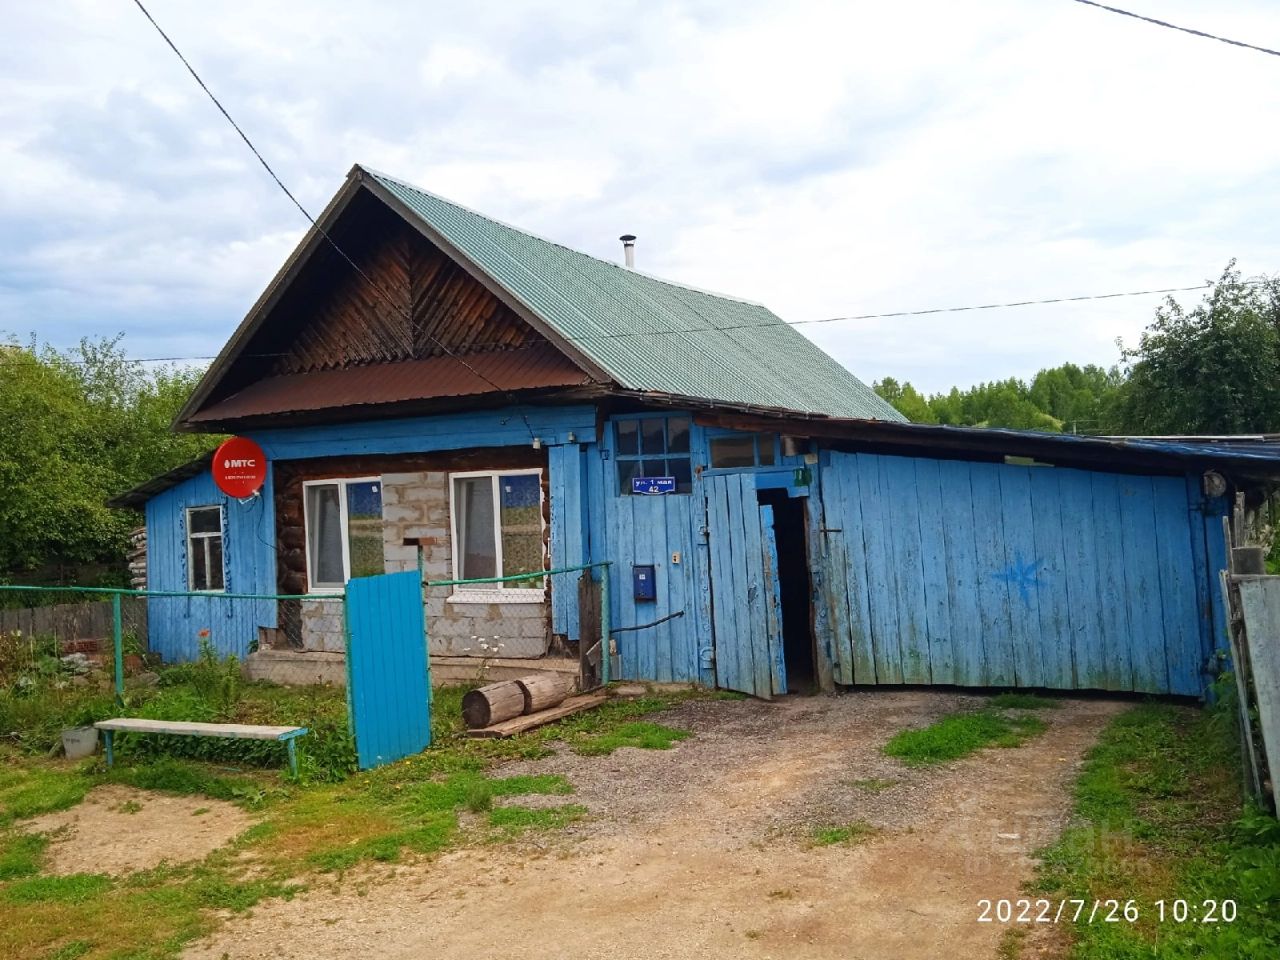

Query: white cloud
left=1, top=0, right=1278, bottom=391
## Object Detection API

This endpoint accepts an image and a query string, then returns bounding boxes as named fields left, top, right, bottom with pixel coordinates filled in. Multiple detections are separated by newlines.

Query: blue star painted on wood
left=993, top=554, right=1044, bottom=606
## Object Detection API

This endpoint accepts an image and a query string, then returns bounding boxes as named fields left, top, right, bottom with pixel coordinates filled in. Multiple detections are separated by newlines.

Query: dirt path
left=188, top=692, right=1124, bottom=960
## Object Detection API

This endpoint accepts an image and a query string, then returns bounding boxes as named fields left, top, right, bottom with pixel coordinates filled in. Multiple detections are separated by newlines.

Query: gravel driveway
left=187, top=689, right=1124, bottom=960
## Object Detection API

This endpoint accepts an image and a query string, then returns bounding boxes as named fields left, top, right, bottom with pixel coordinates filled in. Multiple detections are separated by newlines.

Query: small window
left=450, top=470, right=546, bottom=601
left=186, top=506, right=225, bottom=592
left=614, top=416, right=693, bottom=494
left=303, top=478, right=384, bottom=590
left=709, top=433, right=779, bottom=469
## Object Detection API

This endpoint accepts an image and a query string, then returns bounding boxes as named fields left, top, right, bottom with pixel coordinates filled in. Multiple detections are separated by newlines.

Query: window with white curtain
left=303, top=478, right=383, bottom=590
left=449, top=470, right=545, bottom=602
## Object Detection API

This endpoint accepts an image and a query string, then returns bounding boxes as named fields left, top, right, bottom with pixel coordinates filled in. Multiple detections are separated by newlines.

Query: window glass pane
left=345, top=480, right=384, bottom=579
left=640, top=459, right=666, bottom=480
left=499, top=474, right=543, bottom=585
left=757, top=434, right=777, bottom=466
left=641, top=419, right=666, bottom=455
left=454, top=477, right=496, bottom=580
left=615, top=419, right=639, bottom=456
left=667, top=417, right=690, bottom=453
left=306, top=484, right=345, bottom=586
left=617, top=459, right=638, bottom=493
left=709, top=435, right=756, bottom=468
left=189, top=507, right=221, bottom=534
left=190, top=536, right=208, bottom=591
left=669, top=458, right=692, bottom=492
left=208, top=537, right=225, bottom=591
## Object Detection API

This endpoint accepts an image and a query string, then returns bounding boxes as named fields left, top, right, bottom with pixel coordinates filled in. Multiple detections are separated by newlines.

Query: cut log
left=462, top=680, right=525, bottom=729
left=466, top=693, right=609, bottom=738
left=515, top=674, right=569, bottom=714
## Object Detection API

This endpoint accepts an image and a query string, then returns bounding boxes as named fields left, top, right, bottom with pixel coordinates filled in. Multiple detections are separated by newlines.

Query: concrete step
left=242, top=649, right=580, bottom=691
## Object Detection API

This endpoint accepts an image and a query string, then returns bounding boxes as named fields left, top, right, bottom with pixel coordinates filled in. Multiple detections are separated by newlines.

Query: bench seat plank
left=95, top=718, right=306, bottom=741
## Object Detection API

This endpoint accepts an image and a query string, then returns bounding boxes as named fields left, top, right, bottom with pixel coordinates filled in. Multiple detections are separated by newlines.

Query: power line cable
left=128, top=0, right=537, bottom=437
left=555, top=282, right=1219, bottom=344
left=46, top=277, right=1238, bottom=361
left=1070, top=0, right=1280, bottom=59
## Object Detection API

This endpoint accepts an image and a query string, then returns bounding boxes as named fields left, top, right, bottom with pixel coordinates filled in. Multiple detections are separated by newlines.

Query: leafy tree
left=1108, top=263, right=1280, bottom=434
left=872, top=377, right=937, bottom=423
left=0, top=336, right=211, bottom=583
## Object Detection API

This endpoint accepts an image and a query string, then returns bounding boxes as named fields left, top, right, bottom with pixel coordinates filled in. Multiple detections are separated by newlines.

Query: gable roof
left=178, top=165, right=904, bottom=426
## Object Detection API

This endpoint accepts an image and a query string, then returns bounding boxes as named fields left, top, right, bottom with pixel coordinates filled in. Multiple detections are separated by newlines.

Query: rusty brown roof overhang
left=182, top=344, right=593, bottom=430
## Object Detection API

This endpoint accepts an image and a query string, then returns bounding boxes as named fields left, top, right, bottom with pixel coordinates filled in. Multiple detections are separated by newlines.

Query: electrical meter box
left=632, top=564, right=657, bottom=602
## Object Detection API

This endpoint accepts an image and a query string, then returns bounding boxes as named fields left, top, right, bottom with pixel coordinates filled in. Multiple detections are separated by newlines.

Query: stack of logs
left=462, top=674, right=569, bottom=729
left=127, top=527, right=147, bottom=590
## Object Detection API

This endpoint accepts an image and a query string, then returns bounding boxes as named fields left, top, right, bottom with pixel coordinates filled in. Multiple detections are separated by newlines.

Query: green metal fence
left=0, top=584, right=338, bottom=704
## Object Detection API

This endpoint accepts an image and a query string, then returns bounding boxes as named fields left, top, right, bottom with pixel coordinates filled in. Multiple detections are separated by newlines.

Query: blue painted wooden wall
left=818, top=450, right=1216, bottom=695
left=144, top=470, right=278, bottom=662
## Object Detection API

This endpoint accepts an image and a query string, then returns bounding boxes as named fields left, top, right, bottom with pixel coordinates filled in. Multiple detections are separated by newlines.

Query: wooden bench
left=94, top=719, right=309, bottom=777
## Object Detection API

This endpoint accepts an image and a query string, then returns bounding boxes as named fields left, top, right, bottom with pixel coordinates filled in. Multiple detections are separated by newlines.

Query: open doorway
left=757, top=489, right=817, bottom=694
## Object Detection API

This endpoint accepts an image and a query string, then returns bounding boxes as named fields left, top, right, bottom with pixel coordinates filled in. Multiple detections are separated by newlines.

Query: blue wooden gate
left=345, top=570, right=431, bottom=769
left=818, top=450, right=1209, bottom=695
left=705, top=474, right=786, bottom=699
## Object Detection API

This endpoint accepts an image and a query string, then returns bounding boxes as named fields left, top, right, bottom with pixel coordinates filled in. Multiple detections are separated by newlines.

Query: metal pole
left=600, top=565, right=611, bottom=687
left=112, top=592, right=124, bottom=704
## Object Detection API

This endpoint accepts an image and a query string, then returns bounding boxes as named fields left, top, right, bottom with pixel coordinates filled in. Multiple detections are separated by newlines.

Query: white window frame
left=302, top=476, right=382, bottom=594
left=185, top=505, right=225, bottom=593
left=448, top=469, right=546, bottom=604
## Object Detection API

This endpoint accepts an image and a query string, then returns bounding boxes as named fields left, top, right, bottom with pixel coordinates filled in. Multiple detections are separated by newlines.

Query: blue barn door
left=704, top=474, right=785, bottom=699
left=345, top=570, right=431, bottom=769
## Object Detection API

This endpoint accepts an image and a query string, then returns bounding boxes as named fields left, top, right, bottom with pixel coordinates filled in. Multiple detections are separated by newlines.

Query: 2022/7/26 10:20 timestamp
left=977, top=898, right=1239, bottom=924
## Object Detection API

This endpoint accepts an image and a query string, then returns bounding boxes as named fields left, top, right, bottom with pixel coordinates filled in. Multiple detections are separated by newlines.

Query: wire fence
left=0, top=585, right=343, bottom=702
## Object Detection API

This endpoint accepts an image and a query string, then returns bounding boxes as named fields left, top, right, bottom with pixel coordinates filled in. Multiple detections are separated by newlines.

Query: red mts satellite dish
left=212, top=437, right=268, bottom=498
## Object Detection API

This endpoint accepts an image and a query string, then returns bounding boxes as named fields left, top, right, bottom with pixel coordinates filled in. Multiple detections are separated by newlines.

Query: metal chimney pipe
left=619, top=234, right=636, bottom=269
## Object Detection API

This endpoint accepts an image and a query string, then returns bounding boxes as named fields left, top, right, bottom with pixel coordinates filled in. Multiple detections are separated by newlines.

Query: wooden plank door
left=346, top=570, right=431, bottom=769
left=704, top=473, right=783, bottom=699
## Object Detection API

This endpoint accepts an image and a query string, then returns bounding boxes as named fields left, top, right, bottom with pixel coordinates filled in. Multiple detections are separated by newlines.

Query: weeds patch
left=3, top=873, right=113, bottom=904
left=810, top=821, right=877, bottom=847
left=884, top=708, right=1046, bottom=765
left=487, top=804, right=586, bottom=836
left=573, top=722, right=691, bottom=756
left=1032, top=700, right=1280, bottom=958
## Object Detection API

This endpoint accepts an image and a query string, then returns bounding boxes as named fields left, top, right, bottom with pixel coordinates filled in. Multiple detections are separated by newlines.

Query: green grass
left=811, top=821, right=877, bottom=847
left=0, top=679, right=715, bottom=960
left=487, top=804, right=587, bottom=836
left=0, top=830, right=48, bottom=879
left=883, top=708, right=1047, bottom=765
left=989, top=692, right=1062, bottom=710
left=2, top=873, right=113, bottom=905
left=573, top=721, right=691, bottom=756
left=1030, top=699, right=1280, bottom=959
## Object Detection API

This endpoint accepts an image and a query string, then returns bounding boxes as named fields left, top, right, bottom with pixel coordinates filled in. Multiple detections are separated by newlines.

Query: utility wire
left=1070, top=0, right=1280, bottom=59
left=555, top=282, right=1218, bottom=345
left=51, top=278, right=1230, bottom=361
left=128, top=0, right=537, bottom=437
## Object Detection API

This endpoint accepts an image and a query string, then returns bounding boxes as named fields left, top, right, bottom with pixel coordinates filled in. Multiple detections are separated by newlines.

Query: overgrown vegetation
left=0, top=336, right=215, bottom=585
left=0, top=675, right=704, bottom=960
left=1029, top=699, right=1280, bottom=958
left=811, top=821, right=877, bottom=847
left=883, top=705, right=1047, bottom=766
left=874, top=263, right=1280, bottom=436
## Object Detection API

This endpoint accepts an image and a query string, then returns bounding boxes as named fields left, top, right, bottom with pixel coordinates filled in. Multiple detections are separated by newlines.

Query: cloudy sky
left=2, top=0, right=1278, bottom=393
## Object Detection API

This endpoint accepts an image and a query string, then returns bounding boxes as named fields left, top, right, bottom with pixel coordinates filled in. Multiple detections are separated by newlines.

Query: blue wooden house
left=113, top=164, right=1279, bottom=699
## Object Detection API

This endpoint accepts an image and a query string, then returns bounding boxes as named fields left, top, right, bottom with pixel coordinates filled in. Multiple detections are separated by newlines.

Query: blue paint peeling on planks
left=819, top=450, right=1213, bottom=695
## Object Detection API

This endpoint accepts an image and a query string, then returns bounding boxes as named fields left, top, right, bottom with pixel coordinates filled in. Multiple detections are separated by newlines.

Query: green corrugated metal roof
left=364, top=167, right=904, bottom=421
